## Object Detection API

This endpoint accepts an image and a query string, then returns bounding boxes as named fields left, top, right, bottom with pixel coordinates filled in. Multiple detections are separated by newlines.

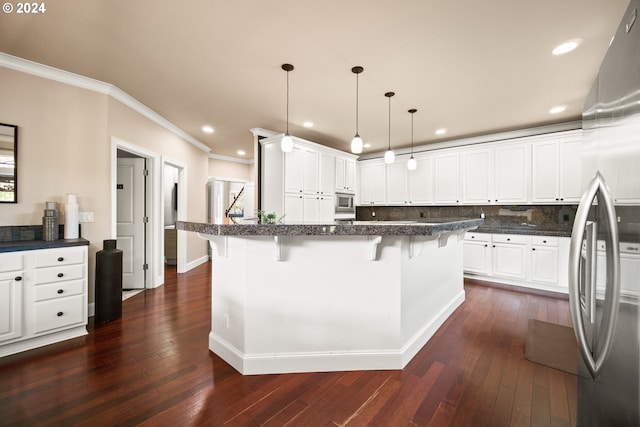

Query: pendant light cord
left=286, top=70, right=290, bottom=134
left=355, top=72, right=359, bottom=135
left=411, top=112, right=414, bottom=154
left=388, top=95, right=391, bottom=150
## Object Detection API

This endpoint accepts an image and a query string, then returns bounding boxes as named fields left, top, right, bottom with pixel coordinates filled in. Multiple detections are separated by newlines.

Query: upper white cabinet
left=261, top=134, right=358, bottom=222
left=336, top=157, right=356, bottom=193
left=385, top=154, right=434, bottom=205
left=360, top=159, right=386, bottom=205
left=493, top=143, right=529, bottom=204
left=434, top=152, right=460, bottom=204
left=461, top=147, right=493, bottom=204
left=531, top=132, right=582, bottom=203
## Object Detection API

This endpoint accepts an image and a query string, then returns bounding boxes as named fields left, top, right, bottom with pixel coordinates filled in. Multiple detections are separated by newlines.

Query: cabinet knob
left=57, top=289, right=64, bottom=294
left=484, top=244, right=488, bottom=247
left=507, top=238, right=511, bottom=241
left=493, top=245, right=496, bottom=248
left=57, top=257, right=64, bottom=262
left=543, top=240, right=547, bottom=243
left=532, top=248, right=536, bottom=251
left=488, top=200, right=491, bottom=202
left=57, top=273, right=64, bottom=278
left=471, top=236, right=475, bottom=239
left=15, top=276, right=22, bottom=281
left=57, top=312, right=64, bottom=317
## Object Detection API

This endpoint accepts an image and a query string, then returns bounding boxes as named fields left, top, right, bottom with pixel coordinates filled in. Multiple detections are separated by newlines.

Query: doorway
left=116, top=150, right=148, bottom=290
left=162, top=159, right=186, bottom=273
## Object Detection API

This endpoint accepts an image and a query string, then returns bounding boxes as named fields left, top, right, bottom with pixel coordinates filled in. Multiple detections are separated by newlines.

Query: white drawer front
left=531, top=236, right=559, bottom=247
left=35, top=279, right=84, bottom=302
left=492, top=234, right=527, bottom=245
left=34, top=294, right=85, bottom=333
left=34, top=247, right=85, bottom=268
left=34, top=264, right=84, bottom=284
left=0, top=253, right=24, bottom=273
left=465, top=232, right=490, bottom=242
left=621, top=242, right=640, bottom=255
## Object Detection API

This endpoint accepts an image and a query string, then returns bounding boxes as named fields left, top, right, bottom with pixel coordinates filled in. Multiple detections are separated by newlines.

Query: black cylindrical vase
left=95, top=239, right=123, bottom=324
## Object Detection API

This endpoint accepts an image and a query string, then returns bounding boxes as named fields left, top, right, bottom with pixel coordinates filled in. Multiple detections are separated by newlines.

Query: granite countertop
left=474, top=224, right=572, bottom=237
left=0, top=238, right=90, bottom=253
left=176, top=218, right=484, bottom=237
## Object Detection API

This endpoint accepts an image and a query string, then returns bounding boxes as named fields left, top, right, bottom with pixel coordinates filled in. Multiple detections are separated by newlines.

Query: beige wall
left=208, top=157, right=251, bottom=181
left=0, top=67, right=210, bottom=303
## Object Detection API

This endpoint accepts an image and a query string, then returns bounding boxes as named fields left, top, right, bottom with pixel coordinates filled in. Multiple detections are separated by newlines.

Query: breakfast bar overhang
left=177, top=219, right=483, bottom=375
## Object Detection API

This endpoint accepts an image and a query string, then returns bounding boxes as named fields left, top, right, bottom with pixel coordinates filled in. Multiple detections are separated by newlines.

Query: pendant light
left=350, top=66, right=364, bottom=154
left=281, top=63, right=294, bottom=152
left=407, top=108, right=417, bottom=170
left=384, top=92, right=395, bottom=164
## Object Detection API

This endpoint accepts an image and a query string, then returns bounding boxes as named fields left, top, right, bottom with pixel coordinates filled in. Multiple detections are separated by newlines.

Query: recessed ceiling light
left=552, top=39, right=582, bottom=55
left=363, top=143, right=371, bottom=148
left=549, top=105, right=567, bottom=114
left=303, top=121, right=314, bottom=128
left=435, top=128, right=447, bottom=135
left=237, top=150, right=246, bottom=156
left=202, top=125, right=214, bottom=133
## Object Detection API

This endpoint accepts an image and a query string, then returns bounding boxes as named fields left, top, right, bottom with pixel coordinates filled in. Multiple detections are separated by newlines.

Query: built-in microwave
left=335, top=192, right=355, bottom=214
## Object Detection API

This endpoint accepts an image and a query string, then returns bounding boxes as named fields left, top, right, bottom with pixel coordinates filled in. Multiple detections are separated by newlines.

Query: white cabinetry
left=463, top=233, right=491, bottom=275
left=492, top=234, right=527, bottom=280
left=531, top=133, right=582, bottom=203
left=335, top=156, right=356, bottom=193
left=530, top=236, right=559, bottom=284
left=261, top=134, right=357, bottom=222
left=0, top=245, right=88, bottom=358
left=464, top=233, right=570, bottom=293
left=359, top=160, right=386, bottom=205
left=386, top=161, right=409, bottom=204
left=385, top=154, right=434, bottom=205
left=461, top=148, right=493, bottom=204
left=434, top=152, right=460, bottom=204
left=0, top=253, right=23, bottom=344
left=493, top=143, right=529, bottom=203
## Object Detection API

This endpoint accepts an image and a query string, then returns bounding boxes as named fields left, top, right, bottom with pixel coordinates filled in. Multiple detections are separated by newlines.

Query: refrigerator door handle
left=583, top=221, right=597, bottom=326
left=569, top=172, right=621, bottom=379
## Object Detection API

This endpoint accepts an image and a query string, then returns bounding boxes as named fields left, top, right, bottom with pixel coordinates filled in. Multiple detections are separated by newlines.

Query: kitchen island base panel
left=203, top=233, right=466, bottom=375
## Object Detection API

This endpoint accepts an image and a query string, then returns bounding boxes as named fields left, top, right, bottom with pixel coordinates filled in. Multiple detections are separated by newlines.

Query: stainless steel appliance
left=335, top=192, right=355, bottom=215
left=568, top=2, right=640, bottom=425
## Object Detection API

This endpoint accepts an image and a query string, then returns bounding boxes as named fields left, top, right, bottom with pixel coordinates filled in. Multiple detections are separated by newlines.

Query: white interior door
left=117, top=157, right=145, bottom=289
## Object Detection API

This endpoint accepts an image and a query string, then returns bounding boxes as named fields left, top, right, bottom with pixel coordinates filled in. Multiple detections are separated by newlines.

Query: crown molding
left=208, top=152, right=254, bottom=165
left=0, top=52, right=210, bottom=154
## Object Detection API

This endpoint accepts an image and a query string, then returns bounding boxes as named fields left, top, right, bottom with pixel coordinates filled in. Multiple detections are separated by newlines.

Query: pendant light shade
left=384, top=92, right=395, bottom=164
left=350, top=66, right=364, bottom=154
left=407, top=108, right=417, bottom=170
left=281, top=63, right=294, bottom=152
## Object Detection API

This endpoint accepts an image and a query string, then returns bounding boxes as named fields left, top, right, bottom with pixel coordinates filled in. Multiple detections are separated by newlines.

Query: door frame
left=162, top=156, right=188, bottom=274
left=111, top=136, right=163, bottom=289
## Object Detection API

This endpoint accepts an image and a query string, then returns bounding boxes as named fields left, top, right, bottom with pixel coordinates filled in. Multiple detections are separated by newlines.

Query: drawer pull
left=57, top=273, right=64, bottom=278
left=57, top=257, right=64, bottom=262
left=57, top=289, right=64, bottom=294
left=484, top=244, right=488, bottom=247
left=627, top=247, right=639, bottom=251
left=532, top=248, right=536, bottom=251
left=543, top=240, right=547, bottom=243
left=507, top=238, right=511, bottom=241
left=57, top=312, right=63, bottom=317
left=15, top=276, right=22, bottom=281
left=471, top=236, right=475, bottom=239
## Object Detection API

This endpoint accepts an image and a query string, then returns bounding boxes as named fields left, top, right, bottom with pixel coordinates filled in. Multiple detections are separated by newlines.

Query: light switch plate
left=78, top=212, right=94, bottom=223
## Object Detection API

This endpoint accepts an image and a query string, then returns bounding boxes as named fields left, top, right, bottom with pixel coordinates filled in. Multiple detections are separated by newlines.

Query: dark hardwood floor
left=0, top=263, right=576, bottom=426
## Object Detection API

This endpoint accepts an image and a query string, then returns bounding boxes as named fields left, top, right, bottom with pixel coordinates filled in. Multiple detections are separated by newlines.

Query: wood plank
left=0, top=266, right=576, bottom=426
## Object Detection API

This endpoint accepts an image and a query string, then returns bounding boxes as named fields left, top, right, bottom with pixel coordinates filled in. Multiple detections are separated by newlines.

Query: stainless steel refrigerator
left=569, top=1, right=640, bottom=425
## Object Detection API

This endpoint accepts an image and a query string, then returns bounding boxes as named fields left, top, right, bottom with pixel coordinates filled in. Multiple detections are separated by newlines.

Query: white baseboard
left=184, top=255, right=209, bottom=272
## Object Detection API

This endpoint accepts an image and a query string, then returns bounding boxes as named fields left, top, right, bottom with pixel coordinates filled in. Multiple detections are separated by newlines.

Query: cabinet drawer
left=34, top=294, right=85, bottom=333
left=492, top=234, right=527, bottom=245
left=34, top=279, right=84, bottom=302
left=465, top=232, right=490, bottom=242
left=34, top=247, right=85, bottom=268
left=34, top=264, right=84, bottom=285
left=621, top=242, right=640, bottom=255
left=531, top=236, right=558, bottom=247
left=0, top=253, right=24, bottom=273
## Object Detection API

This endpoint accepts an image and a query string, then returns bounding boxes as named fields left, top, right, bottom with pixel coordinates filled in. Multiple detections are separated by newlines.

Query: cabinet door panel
left=284, top=147, right=304, bottom=193
left=284, top=193, right=304, bottom=223
left=463, top=241, right=491, bottom=274
left=532, top=141, right=559, bottom=202
left=386, top=161, right=408, bottom=204
left=434, top=153, right=460, bottom=204
left=409, top=156, right=433, bottom=204
left=494, top=144, right=528, bottom=203
left=560, top=138, right=582, bottom=202
left=462, top=149, right=492, bottom=203
left=530, top=246, right=558, bottom=284
left=303, top=150, right=319, bottom=194
left=359, top=162, right=386, bottom=204
left=493, top=243, right=527, bottom=279
left=0, top=274, right=22, bottom=343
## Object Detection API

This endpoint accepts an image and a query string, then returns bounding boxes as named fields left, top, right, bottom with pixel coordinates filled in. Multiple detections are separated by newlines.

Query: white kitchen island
left=176, top=219, right=482, bottom=375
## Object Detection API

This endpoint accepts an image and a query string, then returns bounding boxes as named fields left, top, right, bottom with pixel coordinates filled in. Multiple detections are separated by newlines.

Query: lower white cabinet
left=491, top=234, right=527, bottom=280
left=0, top=245, right=88, bottom=358
left=464, top=232, right=571, bottom=293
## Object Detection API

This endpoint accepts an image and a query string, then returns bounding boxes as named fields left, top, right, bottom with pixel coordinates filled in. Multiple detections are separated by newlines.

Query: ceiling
left=0, top=0, right=630, bottom=159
